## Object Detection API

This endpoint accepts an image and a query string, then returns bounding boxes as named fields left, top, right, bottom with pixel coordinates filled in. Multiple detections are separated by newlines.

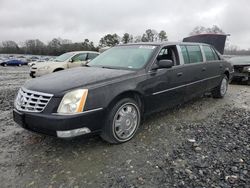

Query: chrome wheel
left=113, top=103, right=140, bottom=141
left=220, top=77, right=228, bottom=96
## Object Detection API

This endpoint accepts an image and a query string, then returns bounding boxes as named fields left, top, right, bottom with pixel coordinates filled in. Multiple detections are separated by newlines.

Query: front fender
left=83, top=75, right=146, bottom=112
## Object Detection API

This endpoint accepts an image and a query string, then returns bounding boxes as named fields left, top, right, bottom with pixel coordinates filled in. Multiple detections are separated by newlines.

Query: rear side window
left=186, top=45, right=203, bottom=63
left=203, top=45, right=218, bottom=61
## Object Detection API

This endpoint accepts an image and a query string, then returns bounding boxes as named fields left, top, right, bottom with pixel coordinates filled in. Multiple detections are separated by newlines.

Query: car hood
left=24, top=67, right=135, bottom=95
left=229, top=57, right=250, bottom=66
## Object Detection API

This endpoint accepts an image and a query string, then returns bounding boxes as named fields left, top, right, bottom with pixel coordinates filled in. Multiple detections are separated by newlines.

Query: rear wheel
left=212, top=75, right=228, bottom=98
left=3, top=63, right=7, bottom=67
left=101, top=98, right=141, bottom=144
left=18, top=64, right=22, bottom=67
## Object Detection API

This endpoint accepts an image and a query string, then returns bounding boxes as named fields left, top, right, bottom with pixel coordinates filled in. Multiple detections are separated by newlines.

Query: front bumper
left=232, top=72, right=250, bottom=81
left=29, top=69, right=50, bottom=78
left=13, top=108, right=104, bottom=138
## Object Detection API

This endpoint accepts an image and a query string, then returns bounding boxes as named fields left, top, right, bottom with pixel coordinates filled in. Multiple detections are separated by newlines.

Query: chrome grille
left=15, top=88, right=53, bottom=112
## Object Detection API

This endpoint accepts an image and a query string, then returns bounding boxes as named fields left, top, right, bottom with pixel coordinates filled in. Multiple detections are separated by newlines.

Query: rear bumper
left=13, top=108, right=104, bottom=138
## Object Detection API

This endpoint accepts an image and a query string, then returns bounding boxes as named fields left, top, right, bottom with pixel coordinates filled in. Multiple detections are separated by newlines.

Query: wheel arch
left=107, top=90, right=145, bottom=115
left=224, top=70, right=229, bottom=79
left=53, top=68, right=64, bottom=72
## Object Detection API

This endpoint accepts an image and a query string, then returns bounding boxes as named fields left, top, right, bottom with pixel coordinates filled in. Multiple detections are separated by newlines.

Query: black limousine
left=13, top=42, right=234, bottom=143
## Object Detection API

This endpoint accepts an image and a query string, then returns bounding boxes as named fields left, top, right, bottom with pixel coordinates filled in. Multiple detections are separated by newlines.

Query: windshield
left=228, top=56, right=250, bottom=65
left=54, top=52, right=74, bottom=62
left=89, top=45, right=157, bottom=69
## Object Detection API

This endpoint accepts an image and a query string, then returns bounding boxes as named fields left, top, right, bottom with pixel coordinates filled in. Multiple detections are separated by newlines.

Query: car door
left=68, top=53, right=87, bottom=68
left=180, top=44, right=207, bottom=101
left=201, top=45, right=223, bottom=90
left=144, top=46, right=191, bottom=113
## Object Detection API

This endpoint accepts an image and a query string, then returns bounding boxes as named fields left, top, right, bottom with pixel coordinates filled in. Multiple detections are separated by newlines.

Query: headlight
left=39, top=66, right=49, bottom=70
left=243, top=66, right=250, bottom=72
left=57, top=89, right=88, bottom=114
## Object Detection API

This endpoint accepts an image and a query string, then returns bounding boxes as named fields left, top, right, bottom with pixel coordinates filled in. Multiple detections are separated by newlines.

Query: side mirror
left=69, top=59, right=73, bottom=63
left=152, top=60, right=174, bottom=70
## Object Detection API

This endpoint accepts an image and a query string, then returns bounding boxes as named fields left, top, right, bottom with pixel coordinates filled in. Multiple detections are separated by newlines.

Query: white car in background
left=30, top=51, right=99, bottom=78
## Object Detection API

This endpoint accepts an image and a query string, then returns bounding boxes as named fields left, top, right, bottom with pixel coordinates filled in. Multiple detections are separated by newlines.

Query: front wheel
left=101, top=98, right=141, bottom=144
left=212, top=75, right=228, bottom=98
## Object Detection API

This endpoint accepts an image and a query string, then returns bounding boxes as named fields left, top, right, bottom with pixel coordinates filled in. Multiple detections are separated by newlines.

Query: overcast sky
left=0, top=0, right=249, bottom=49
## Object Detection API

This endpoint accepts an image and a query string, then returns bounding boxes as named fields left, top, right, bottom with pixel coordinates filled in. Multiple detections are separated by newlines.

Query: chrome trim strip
left=53, top=107, right=103, bottom=116
left=21, top=87, right=53, bottom=97
left=153, top=75, right=221, bottom=95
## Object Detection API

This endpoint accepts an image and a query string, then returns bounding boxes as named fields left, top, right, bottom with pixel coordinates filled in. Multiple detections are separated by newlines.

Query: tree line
left=0, top=29, right=168, bottom=56
left=1, top=26, right=249, bottom=56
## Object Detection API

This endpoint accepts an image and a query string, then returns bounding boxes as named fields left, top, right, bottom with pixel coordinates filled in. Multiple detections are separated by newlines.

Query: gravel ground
left=0, top=66, right=249, bottom=188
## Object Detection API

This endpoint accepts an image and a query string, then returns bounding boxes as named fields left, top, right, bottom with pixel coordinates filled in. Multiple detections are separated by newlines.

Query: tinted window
left=72, top=53, right=87, bottom=62
left=180, top=46, right=189, bottom=64
left=186, top=45, right=203, bottom=63
left=203, top=45, right=216, bottom=61
left=87, top=53, right=99, bottom=60
left=157, top=46, right=179, bottom=66
left=211, top=48, right=219, bottom=60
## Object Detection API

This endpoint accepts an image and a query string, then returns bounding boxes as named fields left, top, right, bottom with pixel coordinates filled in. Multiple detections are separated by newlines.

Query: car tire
left=3, top=63, right=7, bottom=67
left=212, top=75, right=229, bottom=98
left=18, top=64, right=22, bottom=67
left=101, top=98, right=141, bottom=144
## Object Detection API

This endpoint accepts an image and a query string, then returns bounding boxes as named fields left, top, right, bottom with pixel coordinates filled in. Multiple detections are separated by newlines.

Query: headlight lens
left=243, top=66, right=250, bottom=72
left=39, top=66, right=49, bottom=70
left=57, top=89, right=88, bottom=114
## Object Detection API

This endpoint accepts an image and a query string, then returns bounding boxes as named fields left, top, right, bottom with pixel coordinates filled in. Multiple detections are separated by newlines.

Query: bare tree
left=190, top=25, right=225, bottom=36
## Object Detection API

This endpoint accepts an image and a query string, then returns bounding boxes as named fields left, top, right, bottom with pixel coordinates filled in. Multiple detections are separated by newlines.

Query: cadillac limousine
left=13, top=42, right=234, bottom=144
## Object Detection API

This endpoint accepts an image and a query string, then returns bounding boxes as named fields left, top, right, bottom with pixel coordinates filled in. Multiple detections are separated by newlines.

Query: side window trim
left=177, top=45, right=185, bottom=65
left=200, top=45, right=207, bottom=62
left=211, top=47, right=220, bottom=60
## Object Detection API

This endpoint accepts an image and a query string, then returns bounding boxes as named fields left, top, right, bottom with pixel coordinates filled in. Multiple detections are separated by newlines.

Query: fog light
left=57, top=128, right=91, bottom=138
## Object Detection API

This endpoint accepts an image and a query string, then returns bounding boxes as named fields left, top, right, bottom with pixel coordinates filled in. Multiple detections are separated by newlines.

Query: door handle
left=177, top=72, right=183, bottom=77
left=202, top=67, right=206, bottom=71
left=219, top=64, right=223, bottom=68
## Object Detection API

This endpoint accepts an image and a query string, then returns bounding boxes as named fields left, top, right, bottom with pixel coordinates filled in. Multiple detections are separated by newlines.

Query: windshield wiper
left=101, top=66, right=116, bottom=69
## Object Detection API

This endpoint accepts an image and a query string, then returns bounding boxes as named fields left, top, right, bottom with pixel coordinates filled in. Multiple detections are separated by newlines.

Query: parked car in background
left=0, top=59, right=28, bottom=66
left=29, top=51, right=99, bottom=78
left=13, top=42, right=233, bottom=144
left=27, top=56, right=40, bottom=62
left=228, top=56, right=250, bottom=82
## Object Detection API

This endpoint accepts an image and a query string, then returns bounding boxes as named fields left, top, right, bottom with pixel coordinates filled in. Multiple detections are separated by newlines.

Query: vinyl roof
left=118, top=42, right=210, bottom=47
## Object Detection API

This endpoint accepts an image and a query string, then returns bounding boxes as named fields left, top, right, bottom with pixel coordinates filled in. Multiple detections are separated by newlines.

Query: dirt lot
left=0, top=66, right=249, bottom=188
